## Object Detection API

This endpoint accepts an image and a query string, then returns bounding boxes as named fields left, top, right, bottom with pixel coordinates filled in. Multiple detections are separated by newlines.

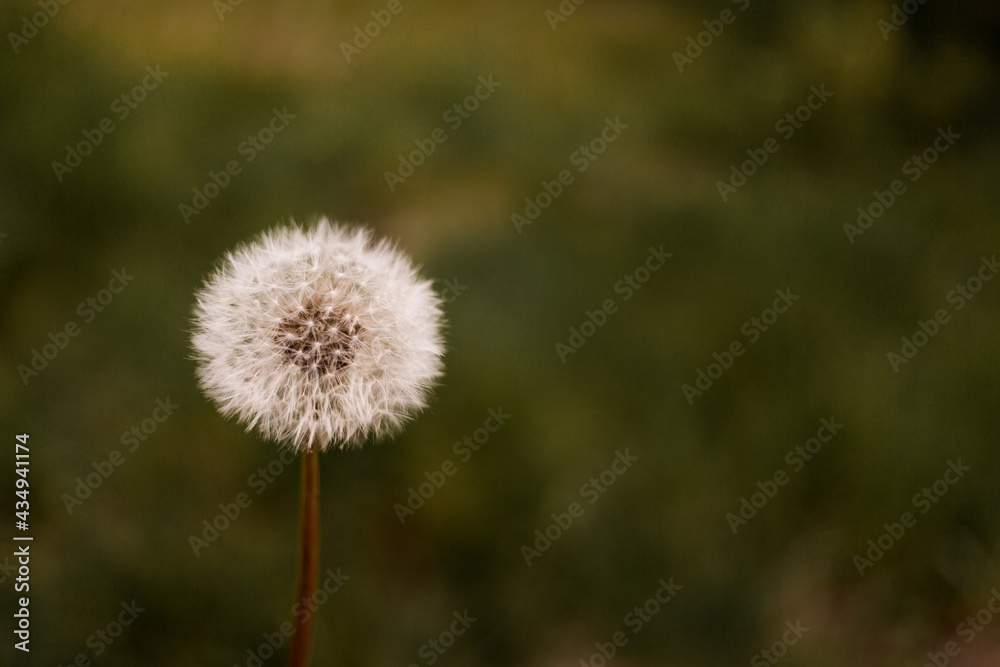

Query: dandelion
left=190, top=218, right=445, bottom=666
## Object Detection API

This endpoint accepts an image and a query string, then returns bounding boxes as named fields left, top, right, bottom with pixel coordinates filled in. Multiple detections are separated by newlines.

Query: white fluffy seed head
left=190, top=218, right=445, bottom=452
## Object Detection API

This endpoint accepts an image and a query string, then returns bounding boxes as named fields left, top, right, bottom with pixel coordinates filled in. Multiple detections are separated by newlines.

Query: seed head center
left=275, top=298, right=361, bottom=376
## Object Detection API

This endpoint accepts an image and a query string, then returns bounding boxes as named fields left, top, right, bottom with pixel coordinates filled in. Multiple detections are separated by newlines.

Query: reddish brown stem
left=286, top=447, right=320, bottom=667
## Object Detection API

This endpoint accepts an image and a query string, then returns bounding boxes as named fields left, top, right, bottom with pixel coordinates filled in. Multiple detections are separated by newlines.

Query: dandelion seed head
left=191, top=218, right=444, bottom=452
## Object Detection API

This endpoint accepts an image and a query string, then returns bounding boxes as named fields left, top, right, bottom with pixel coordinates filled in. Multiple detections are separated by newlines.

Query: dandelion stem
left=287, top=446, right=320, bottom=667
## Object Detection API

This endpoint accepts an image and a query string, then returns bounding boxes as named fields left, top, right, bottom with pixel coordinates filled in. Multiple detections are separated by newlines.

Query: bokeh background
left=2, top=0, right=1000, bottom=665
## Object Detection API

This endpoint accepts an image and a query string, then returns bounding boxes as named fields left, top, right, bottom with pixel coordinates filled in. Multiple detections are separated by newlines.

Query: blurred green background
left=2, top=0, right=1000, bottom=665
